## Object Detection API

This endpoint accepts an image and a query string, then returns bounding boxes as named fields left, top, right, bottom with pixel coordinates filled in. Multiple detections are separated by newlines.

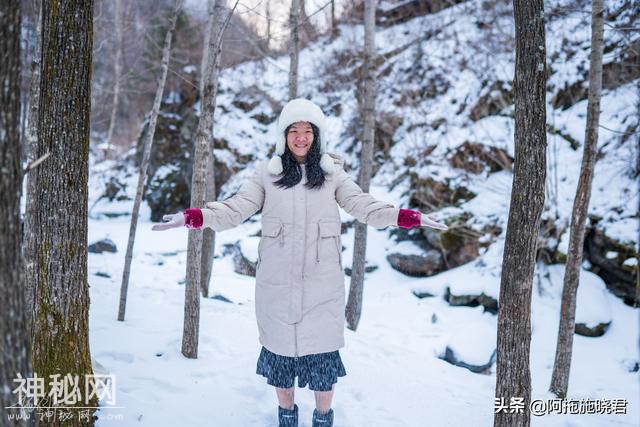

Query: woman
left=153, top=98, right=448, bottom=427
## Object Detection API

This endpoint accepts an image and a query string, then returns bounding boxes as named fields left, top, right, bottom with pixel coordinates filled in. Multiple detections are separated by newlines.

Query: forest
left=0, top=0, right=638, bottom=426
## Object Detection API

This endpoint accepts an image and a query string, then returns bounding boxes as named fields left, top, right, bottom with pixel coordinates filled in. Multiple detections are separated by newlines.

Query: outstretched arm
left=152, top=161, right=266, bottom=232
left=334, top=167, right=447, bottom=231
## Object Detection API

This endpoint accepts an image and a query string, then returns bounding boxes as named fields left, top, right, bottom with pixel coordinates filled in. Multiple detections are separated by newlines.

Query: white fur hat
left=268, top=98, right=334, bottom=175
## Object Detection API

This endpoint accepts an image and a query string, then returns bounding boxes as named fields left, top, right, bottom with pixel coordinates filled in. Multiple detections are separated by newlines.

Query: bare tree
left=265, top=0, right=272, bottom=50
left=30, top=0, right=99, bottom=423
left=345, top=0, right=377, bottom=331
left=0, top=2, right=32, bottom=425
left=549, top=0, right=605, bottom=398
left=183, top=0, right=237, bottom=358
left=331, top=0, right=337, bottom=40
left=104, top=0, right=123, bottom=158
left=288, top=0, right=301, bottom=99
left=118, top=0, right=183, bottom=322
left=493, top=0, right=547, bottom=426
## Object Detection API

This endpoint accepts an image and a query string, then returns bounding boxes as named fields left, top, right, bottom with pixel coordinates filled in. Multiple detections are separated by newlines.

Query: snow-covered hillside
left=87, top=0, right=638, bottom=425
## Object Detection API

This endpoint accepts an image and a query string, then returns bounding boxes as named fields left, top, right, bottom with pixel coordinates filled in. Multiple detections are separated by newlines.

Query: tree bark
left=24, top=0, right=42, bottom=335
left=493, top=1, right=546, bottom=427
left=183, top=0, right=231, bottom=358
left=104, top=0, right=123, bottom=158
left=288, top=0, right=300, bottom=99
left=345, top=0, right=377, bottom=331
left=549, top=0, right=604, bottom=399
left=30, top=0, right=98, bottom=425
left=118, top=0, right=182, bottom=322
left=200, top=152, right=217, bottom=298
left=0, top=2, right=32, bottom=425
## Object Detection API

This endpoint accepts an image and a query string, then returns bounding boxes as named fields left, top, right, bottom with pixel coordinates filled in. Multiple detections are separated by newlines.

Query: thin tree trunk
left=30, top=0, right=98, bottom=425
left=549, top=0, right=604, bottom=398
left=105, top=0, right=123, bottom=159
left=330, top=0, right=337, bottom=40
left=265, top=0, right=272, bottom=51
left=24, top=0, right=42, bottom=335
left=118, top=0, right=182, bottom=322
left=288, top=0, right=300, bottom=99
left=200, top=152, right=217, bottom=298
left=493, top=1, right=547, bottom=427
left=0, top=3, right=31, bottom=425
left=183, top=0, right=235, bottom=358
left=345, top=0, right=377, bottom=331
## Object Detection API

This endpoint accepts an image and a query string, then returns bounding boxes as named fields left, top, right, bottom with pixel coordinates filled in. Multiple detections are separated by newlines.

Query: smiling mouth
left=294, top=144, right=308, bottom=149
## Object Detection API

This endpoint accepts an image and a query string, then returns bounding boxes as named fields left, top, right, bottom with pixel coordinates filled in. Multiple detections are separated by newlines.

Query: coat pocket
left=316, top=220, right=342, bottom=269
left=257, top=219, right=284, bottom=272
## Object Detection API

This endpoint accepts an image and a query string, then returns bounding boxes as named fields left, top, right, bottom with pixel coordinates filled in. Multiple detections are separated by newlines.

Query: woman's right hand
left=152, top=212, right=185, bottom=231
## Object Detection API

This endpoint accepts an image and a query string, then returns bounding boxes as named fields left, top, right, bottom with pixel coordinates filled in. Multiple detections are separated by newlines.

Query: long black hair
left=273, top=122, right=326, bottom=190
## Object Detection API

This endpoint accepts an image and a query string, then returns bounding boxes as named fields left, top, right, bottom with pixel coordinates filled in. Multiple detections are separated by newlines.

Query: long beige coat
left=201, top=153, right=400, bottom=357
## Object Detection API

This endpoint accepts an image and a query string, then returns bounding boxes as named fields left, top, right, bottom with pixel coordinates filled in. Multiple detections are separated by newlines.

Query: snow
left=87, top=186, right=638, bottom=427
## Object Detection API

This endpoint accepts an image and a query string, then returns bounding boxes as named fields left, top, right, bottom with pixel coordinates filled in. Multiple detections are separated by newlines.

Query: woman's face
left=286, top=121, right=313, bottom=162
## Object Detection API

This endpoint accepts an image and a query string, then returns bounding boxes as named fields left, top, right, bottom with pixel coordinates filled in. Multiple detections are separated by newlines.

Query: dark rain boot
left=312, top=408, right=334, bottom=427
left=278, top=403, right=298, bottom=427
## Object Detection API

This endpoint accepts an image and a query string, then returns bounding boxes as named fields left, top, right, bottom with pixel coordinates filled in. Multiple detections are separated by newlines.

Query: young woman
left=153, top=98, right=448, bottom=427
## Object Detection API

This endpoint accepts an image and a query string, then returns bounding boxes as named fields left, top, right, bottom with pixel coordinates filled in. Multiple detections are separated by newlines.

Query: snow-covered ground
left=87, top=181, right=638, bottom=427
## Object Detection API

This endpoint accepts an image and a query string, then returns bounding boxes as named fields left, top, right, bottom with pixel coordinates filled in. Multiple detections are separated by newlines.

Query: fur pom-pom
left=320, top=152, right=335, bottom=175
left=267, top=155, right=283, bottom=175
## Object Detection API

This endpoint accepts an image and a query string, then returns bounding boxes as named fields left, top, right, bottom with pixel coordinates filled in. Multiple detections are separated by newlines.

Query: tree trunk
left=200, top=152, right=217, bottom=298
left=549, top=0, right=604, bottom=398
left=288, top=0, right=300, bottom=99
left=345, top=0, right=377, bottom=332
left=331, top=0, right=337, bottom=40
left=24, top=0, right=42, bottom=335
left=30, top=0, right=98, bottom=425
left=493, top=1, right=547, bottom=427
left=105, top=0, right=123, bottom=159
left=183, top=0, right=230, bottom=358
left=265, top=0, right=272, bottom=51
left=118, top=0, right=182, bottom=322
left=0, top=3, right=32, bottom=425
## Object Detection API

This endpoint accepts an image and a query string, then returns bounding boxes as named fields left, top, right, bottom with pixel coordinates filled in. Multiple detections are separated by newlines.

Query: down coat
left=200, top=153, right=400, bottom=357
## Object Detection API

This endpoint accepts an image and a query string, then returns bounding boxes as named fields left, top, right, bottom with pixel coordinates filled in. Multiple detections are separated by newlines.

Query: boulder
left=444, top=286, right=498, bottom=314
left=439, top=346, right=497, bottom=374
left=88, top=238, right=117, bottom=254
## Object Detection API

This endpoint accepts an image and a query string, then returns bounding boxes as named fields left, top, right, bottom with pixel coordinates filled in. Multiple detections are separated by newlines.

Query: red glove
left=398, top=208, right=448, bottom=231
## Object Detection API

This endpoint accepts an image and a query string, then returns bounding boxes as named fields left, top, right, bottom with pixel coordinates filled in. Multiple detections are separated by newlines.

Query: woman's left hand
left=420, top=213, right=448, bottom=231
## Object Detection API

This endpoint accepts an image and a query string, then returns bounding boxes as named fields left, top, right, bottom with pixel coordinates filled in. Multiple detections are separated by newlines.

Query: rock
left=95, top=271, right=111, bottom=278
left=344, top=265, right=378, bottom=277
left=412, top=290, right=436, bottom=299
left=448, top=141, right=513, bottom=174
left=575, top=322, right=611, bottom=337
left=444, top=286, right=498, bottom=314
left=387, top=251, right=443, bottom=277
left=88, top=238, right=117, bottom=254
left=222, top=242, right=256, bottom=277
left=584, top=226, right=637, bottom=306
left=439, top=346, right=497, bottom=374
left=210, top=294, right=233, bottom=303
left=469, top=80, right=513, bottom=121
